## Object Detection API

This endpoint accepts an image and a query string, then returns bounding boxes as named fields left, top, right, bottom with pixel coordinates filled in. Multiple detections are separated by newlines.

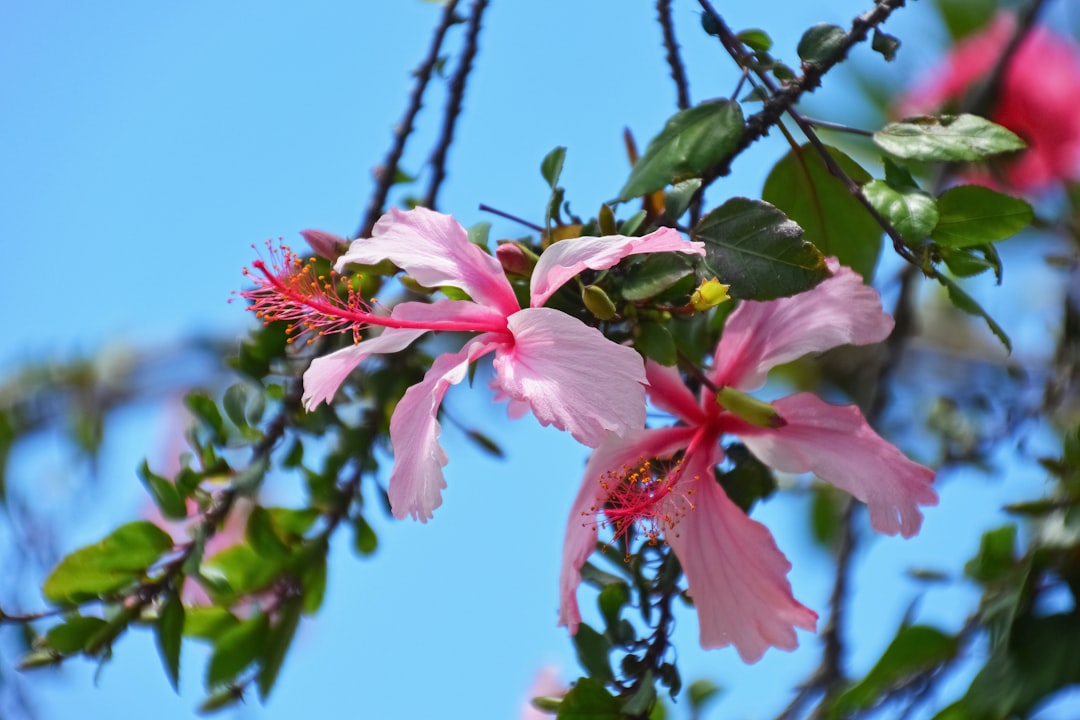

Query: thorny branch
left=656, top=0, right=691, bottom=111
left=424, top=0, right=490, bottom=210
left=357, top=0, right=462, bottom=238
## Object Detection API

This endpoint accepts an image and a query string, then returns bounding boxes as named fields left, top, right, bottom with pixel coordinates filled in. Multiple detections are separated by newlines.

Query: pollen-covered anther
left=239, top=240, right=373, bottom=344
left=592, top=458, right=696, bottom=555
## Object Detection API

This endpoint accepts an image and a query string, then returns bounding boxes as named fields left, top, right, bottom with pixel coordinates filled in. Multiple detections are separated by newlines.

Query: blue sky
left=3, top=1, right=1079, bottom=718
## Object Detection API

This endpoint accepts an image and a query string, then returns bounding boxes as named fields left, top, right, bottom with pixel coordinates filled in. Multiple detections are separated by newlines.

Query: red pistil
left=586, top=458, right=696, bottom=557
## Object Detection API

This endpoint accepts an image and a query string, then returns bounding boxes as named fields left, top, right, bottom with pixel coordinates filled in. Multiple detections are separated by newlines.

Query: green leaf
left=201, top=544, right=281, bottom=600
left=618, top=100, right=744, bottom=201
left=933, top=0, right=998, bottom=40
left=258, top=597, right=302, bottom=700
left=871, top=28, right=900, bottom=61
left=156, top=593, right=185, bottom=691
left=931, top=185, right=1033, bottom=248
left=716, top=442, right=776, bottom=513
left=762, top=144, right=882, bottom=279
left=572, top=623, right=614, bottom=684
left=222, top=383, right=249, bottom=431
left=874, top=114, right=1026, bottom=161
left=663, top=178, right=702, bottom=221
left=597, top=582, right=630, bottom=629
left=797, top=24, right=846, bottom=65
left=43, top=521, right=175, bottom=604
left=541, top=146, right=567, bottom=189
left=694, top=197, right=828, bottom=300
left=184, top=606, right=240, bottom=640
left=831, top=626, right=958, bottom=716
left=245, top=506, right=289, bottom=562
left=687, top=678, right=722, bottom=711
left=634, top=321, right=677, bottom=366
left=184, top=391, right=226, bottom=444
left=622, top=670, right=657, bottom=716
left=352, top=515, right=379, bottom=556
left=940, top=245, right=999, bottom=278
left=44, top=615, right=109, bottom=654
left=737, top=29, right=772, bottom=52
left=863, top=179, right=938, bottom=243
left=300, top=552, right=328, bottom=614
left=622, top=254, right=696, bottom=302
left=139, top=460, right=188, bottom=520
left=207, top=612, right=269, bottom=687
left=558, top=678, right=621, bottom=720
left=964, top=525, right=1017, bottom=583
left=936, top=275, right=1012, bottom=352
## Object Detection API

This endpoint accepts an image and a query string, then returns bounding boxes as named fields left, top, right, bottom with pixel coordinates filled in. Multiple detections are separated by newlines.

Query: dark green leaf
left=797, top=24, right=846, bottom=65
left=300, top=552, right=328, bottom=614
left=558, top=678, right=621, bottom=720
left=207, top=612, right=269, bottom=687
left=964, top=525, right=1017, bottom=583
left=258, top=597, right=302, bottom=700
left=810, top=485, right=845, bottom=549
left=940, top=246, right=998, bottom=278
left=597, top=583, right=630, bottom=630
left=43, top=521, right=175, bottom=604
left=572, top=623, right=614, bottom=684
left=762, top=145, right=881, bottom=279
left=541, top=146, right=567, bottom=189
left=618, top=210, right=648, bottom=236
left=936, top=275, right=1012, bottom=352
left=634, top=321, right=677, bottom=366
left=267, top=507, right=320, bottom=540
left=618, top=100, right=744, bottom=201
left=580, top=561, right=627, bottom=587
left=156, top=593, right=185, bottom=691
left=874, top=114, right=1026, bottom=161
left=832, top=626, right=958, bottom=715
left=931, top=185, right=1033, bottom=248
left=139, top=460, right=188, bottom=520
left=933, top=0, right=998, bottom=40
left=465, top=429, right=505, bottom=458
left=863, top=179, right=938, bottom=243
left=45, top=615, right=109, bottom=654
left=184, top=391, right=226, bottom=443
left=663, top=179, right=702, bottom=221
left=688, top=678, right=722, bottom=710
left=622, top=670, right=657, bottom=716
left=245, top=506, right=289, bottom=562
left=197, top=686, right=243, bottom=714
left=694, top=197, right=828, bottom=300
left=222, top=383, right=249, bottom=430
left=622, top=254, right=695, bottom=302
left=871, top=28, right=900, bottom=61
left=717, top=443, right=776, bottom=512
left=201, top=544, right=281, bottom=600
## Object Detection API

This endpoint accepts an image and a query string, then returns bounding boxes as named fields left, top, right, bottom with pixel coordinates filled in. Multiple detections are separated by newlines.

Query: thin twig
left=656, top=0, right=691, bottom=111
left=424, top=0, right=490, bottom=210
left=357, top=0, right=462, bottom=238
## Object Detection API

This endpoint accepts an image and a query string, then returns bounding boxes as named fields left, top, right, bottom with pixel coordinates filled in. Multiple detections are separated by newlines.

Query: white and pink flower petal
left=529, top=228, right=705, bottom=308
left=666, top=447, right=818, bottom=662
left=386, top=336, right=501, bottom=522
left=710, top=259, right=893, bottom=390
left=301, top=328, right=428, bottom=410
left=336, top=207, right=520, bottom=317
left=493, top=308, right=648, bottom=447
left=740, top=393, right=938, bottom=538
left=644, top=360, right=707, bottom=425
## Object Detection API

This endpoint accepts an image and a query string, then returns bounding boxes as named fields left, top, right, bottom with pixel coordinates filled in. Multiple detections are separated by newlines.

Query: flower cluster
left=240, top=208, right=936, bottom=661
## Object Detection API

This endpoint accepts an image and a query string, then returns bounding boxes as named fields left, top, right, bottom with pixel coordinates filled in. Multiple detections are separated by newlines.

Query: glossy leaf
left=797, top=24, right=846, bottom=65
left=572, top=623, right=614, bottom=684
left=762, top=144, right=881, bottom=279
left=45, top=615, right=109, bottom=654
left=871, top=28, right=900, bottom=61
left=184, top=391, right=226, bottom=444
left=43, top=521, right=175, bottom=604
left=863, top=179, right=938, bottom=243
left=558, top=677, right=621, bottom=720
left=737, top=29, right=772, bottom=53
left=139, top=460, right=187, bottom=520
left=618, top=100, right=744, bottom=201
left=931, top=185, right=1033, bottom=248
left=156, top=592, right=185, bottom=691
left=717, top=443, right=777, bottom=512
left=694, top=197, right=828, bottom=300
left=258, top=596, right=303, bottom=699
left=831, top=626, right=958, bottom=716
left=634, top=321, right=677, bottom=366
left=541, top=146, right=567, bottom=189
left=874, top=114, right=1026, bottom=161
left=622, top=254, right=696, bottom=302
left=937, top=275, right=1012, bottom=352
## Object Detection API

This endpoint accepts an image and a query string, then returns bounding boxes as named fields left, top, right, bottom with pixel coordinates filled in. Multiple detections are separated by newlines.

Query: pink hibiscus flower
left=900, top=13, right=1080, bottom=192
left=242, top=207, right=704, bottom=521
left=559, top=260, right=938, bottom=662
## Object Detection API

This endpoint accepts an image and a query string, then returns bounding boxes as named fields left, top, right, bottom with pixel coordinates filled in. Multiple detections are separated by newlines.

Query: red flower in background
left=901, top=13, right=1080, bottom=192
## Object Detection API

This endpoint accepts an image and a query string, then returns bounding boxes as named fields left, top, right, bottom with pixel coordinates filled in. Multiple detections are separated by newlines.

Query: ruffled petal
left=666, top=444, right=817, bottom=661
left=740, top=393, right=938, bottom=537
left=645, top=360, right=707, bottom=425
left=529, top=227, right=705, bottom=307
left=387, top=337, right=501, bottom=522
left=301, top=328, right=428, bottom=410
left=559, top=427, right=699, bottom=632
left=336, top=207, right=519, bottom=317
left=494, top=308, right=647, bottom=447
left=710, top=259, right=893, bottom=390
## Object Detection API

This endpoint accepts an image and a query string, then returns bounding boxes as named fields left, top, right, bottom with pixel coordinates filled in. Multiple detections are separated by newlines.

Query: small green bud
left=582, top=285, right=619, bottom=321
left=716, top=387, right=785, bottom=429
left=598, top=204, right=617, bottom=236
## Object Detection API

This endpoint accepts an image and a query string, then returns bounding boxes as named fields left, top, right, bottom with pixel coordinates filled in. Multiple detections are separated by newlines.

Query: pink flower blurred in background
left=900, top=13, right=1080, bottom=192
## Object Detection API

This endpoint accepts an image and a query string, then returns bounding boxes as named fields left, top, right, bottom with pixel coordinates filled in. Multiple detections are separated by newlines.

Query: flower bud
left=691, top=278, right=731, bottom=311
left=716, top=386, right=785, bottom=429
left=582, top=285, right=618, bottom=321
left=300, top=229, right=348, bottom=261
left=496, top=242, right=537, bottom=275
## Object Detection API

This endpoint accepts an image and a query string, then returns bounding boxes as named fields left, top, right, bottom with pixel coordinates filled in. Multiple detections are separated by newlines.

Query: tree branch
left=656, top=0, right=691, bottom=111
